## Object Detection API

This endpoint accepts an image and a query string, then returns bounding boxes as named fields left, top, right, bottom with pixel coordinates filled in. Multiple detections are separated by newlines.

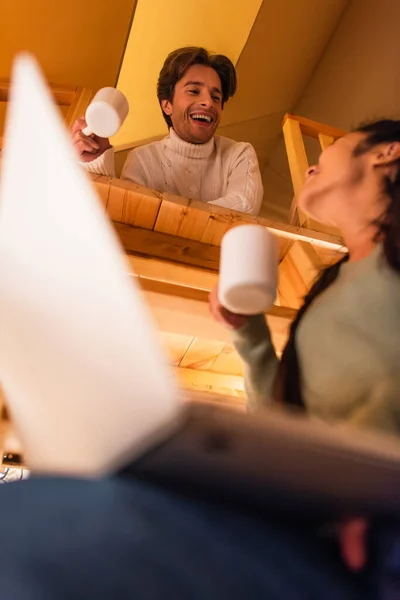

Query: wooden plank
left=201, top=210, right=256, bottom=246
left=154, top=196, right=210, bottom=241
left=113, top=223, right=220, bottom=271
left=140, top=287, right=295, bottom=354
left=289, top=241, right=323, bottom=289
left=126, top=255, right=218, bottom=291
left=282, top=118, right=309, bottom=199
left=312, top=245, right=343, bottom=266
left=128, top=250, right=316, bottom=308
left=164, top=198, right=345, bottom=252
left=283, top=114, right=347, bottom=141
left=0, top=80, right=77, bottom=106
left=139, top=279, right=293, bottom=353
left=155, top=194, right=346, bottom=251
left=305, top=218, right=342, bottom=240
left=93, top=176, right=111, bottom=210
left=64, top=87, right=93, bottom=128
left=110, top=179, right=161, bottom=229
left=180, top=338, right=226, bottom=371
left=181, top=389, right=244, bottom=409
left=278, top=241, right=323, bottom=309
left=91, top=176, right=345, bottom=252
left=266, top=306, right=296, bottom=352
left=210, top=344, right=244, bottom=376
left=282, top=117, right=309, bottom=227
left=159, top=333, right=193, bottom=366
left=318, top=133, right=335, bottom=151
left=278, top=241, right=322, bottom=309
left=176, top=367, right=245, bottom=399
left=278, top=253, right=307, bottom=309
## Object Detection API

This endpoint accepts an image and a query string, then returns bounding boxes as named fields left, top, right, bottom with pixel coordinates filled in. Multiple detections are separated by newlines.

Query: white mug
left=82, top=87, right=129, bottom=138
left=218, top=225, right=278, bottom=315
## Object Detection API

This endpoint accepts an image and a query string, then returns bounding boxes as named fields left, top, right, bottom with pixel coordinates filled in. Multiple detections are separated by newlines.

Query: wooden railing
left=92, top=173, right=345, bottom=311
left=0, top=81, right=93, bottom=148
left=282, top=113, right=347, bottom=231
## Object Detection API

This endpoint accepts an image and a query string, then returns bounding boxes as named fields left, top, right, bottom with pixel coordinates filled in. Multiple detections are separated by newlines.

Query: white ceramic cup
left=218, top=225, right=278, bottom=315
left=82, top=87, right=129, bottom=138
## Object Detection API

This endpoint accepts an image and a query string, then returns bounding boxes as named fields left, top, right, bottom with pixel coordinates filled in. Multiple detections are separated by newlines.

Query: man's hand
left=209, top=285, right=250, bottom=330
left=71, top=118, right=111, bottom=163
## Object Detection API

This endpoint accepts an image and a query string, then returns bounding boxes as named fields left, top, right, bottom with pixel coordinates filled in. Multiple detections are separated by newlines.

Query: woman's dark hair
left=276, top=119, right=400, bottom=408
left=157, top=47, right=237, bottom=128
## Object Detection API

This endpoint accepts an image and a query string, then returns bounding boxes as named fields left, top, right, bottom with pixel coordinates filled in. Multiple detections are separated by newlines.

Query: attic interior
left=0, top=0, right=399, bottom=471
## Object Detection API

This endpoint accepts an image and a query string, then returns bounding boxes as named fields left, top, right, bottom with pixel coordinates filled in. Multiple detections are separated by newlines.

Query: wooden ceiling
left=0, top=0, right=137, bottom=132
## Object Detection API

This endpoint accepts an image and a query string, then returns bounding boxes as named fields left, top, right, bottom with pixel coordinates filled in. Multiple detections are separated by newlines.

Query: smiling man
left=73, top=47, right=263, bottom=215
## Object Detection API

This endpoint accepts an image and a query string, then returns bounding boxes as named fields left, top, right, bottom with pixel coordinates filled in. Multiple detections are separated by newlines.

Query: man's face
left=161, top=64, right=223, bottom=144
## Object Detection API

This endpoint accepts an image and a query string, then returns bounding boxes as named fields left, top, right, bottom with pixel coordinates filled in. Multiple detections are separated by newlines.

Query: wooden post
left=65, top=87, right=94, bottom=128
left=282, top=117, right=309, bottom=227
left=318, top=133, right=335, bottom=151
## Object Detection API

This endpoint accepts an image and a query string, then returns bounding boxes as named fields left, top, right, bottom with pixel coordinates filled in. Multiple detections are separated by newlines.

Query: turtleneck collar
left=164, top=128, right=215, bottom=159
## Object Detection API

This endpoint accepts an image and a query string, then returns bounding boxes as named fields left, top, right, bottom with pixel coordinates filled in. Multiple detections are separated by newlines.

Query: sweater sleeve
left=79, top=147, right=116, bottom=177
left=206, top=144, right=263, bottom=215
left=121, top=149, right=149, bottom=187
left=231, top=314, right=279, bottom=411
left=346, top=379, right=400, bottom=436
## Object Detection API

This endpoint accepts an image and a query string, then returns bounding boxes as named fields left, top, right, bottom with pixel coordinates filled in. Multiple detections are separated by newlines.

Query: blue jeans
left=0, top=476, right=391, bottom=599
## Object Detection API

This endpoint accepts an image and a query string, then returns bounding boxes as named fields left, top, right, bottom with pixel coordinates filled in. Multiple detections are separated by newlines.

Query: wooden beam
left=181, top=389, right=245, bottom=409
left=64, top=87, right=94, bottom=128
left=278, top=241, right=323, bottom=309
left=179, top=338, right=226, bottom=371
left=127, top=250, right=322, bottom=313
left=318, top=133, right=335, bottom=151
left=290, top=241, right=323, bottom=289
left=139, top=283, right=295, bottom=355
left=282, top=117, right=310, bottom=227
left=176, top=367, right=245, bottom=400
left=159, top=332, right=194, bottom=366
left=91, top=175, right=345, bottom=252
left=126, top=255, right=218, bottom=292
left=0, top=80, right=78, bottom=106
left=282, top=118, right=309, bottom=200
left=282, top=114, right=347, bottom=141
left=269, top=221, right=345, bottom=252
left=114, top=223, right=220, bottom=271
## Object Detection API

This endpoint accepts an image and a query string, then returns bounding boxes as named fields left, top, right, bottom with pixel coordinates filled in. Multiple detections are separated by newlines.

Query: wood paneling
left=93, top=175, right=345, bottom=255
left=180, top=338, right=227, bottom=371
left=176, top=368, right=245, bottom=399
left=114, top=223, right=220, bottom=271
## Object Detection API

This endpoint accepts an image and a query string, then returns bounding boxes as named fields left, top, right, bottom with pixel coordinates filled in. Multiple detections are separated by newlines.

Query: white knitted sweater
left=83, top=129, right=263, bottom=215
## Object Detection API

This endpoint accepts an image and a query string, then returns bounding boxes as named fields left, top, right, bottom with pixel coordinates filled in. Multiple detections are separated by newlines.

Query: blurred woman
left=211, top=120, right=400, bottom=435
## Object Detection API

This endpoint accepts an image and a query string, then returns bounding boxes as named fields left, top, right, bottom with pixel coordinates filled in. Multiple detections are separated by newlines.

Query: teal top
left=232, top=246, right=400, bottom=435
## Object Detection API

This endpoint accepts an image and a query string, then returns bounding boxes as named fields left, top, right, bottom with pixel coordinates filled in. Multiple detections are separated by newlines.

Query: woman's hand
left=209, top=285, right=250, bottom=330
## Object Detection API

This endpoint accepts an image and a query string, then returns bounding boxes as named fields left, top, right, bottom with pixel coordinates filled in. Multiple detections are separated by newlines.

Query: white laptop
left=1, top=56, right=400, bottom=518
